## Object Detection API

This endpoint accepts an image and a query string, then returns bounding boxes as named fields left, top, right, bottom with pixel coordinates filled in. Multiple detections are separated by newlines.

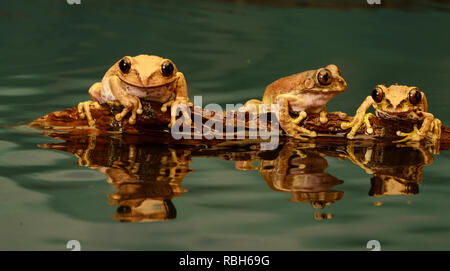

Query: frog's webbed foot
left=282, top=122, right=316, bottom=141
left=341, top=96, right=374, bottom=139
left=77, top=101, right=101, bottom=127
left=341, top=113, right=374, bottom=139
left=285, top=111, right=317, bottom=139
left=395, top=119, right=441, bottom=153
left=114, top=97, right=143, bottom=125
left=428, top=118, right=442, bottom=144
left=394, top=125, right=424, bottom=143
left=162, top=98, right=193, bottom=128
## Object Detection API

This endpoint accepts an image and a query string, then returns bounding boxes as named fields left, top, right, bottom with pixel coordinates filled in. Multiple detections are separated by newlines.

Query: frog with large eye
left=244, top=64, right=347, bottom=140
left=78, top=54, right=192, bottom=127
left=341, top=84, right=442, bottom=142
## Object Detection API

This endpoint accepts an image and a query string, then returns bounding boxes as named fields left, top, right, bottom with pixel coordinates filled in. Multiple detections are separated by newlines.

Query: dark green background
left=0, top=0, right=449, bottom=250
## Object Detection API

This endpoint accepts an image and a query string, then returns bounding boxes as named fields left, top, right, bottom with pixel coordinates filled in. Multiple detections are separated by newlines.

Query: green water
left=1, top=0, right=450, bottom=250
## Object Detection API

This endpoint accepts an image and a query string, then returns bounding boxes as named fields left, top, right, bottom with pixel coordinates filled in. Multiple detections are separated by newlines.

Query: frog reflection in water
left=77, top=54, right=192, bottom=127
left=343, top=141, right=434, bottom=201
left=102, top=147, right=192, bottom=223
left=244, top=64, right=347, bottom=140
left=37, top=132, right=437, bottom=222
left=65, top=137, right=192, bottom=223
left=236, top=141, right=344, bottom=220
left=342, top=84, right=442, bottom=143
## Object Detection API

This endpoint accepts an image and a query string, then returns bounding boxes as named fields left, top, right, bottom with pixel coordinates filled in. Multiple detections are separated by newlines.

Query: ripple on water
left=0, top=149, right=70, bottom=167
left=30, top=169, right=104, bottom=182
left=0, top=140, right=19, bottom=152
left=0, top=87, right=39, bottom=97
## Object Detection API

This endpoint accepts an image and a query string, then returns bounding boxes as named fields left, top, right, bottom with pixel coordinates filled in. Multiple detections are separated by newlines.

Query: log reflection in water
left=38, top=134, right=437, bottom=222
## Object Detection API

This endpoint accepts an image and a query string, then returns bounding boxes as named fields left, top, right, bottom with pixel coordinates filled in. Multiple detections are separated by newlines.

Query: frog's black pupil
left=119, top=59, right=131, bottom=73
left=409, top=89, right=422, bottom=105
left=371, top=88, right=383, bottom=102
left=162, top=61, right=174, bottom=77
left=318, top=70, right=332, bottom=85
left=414, top=91, right=422, bottom=102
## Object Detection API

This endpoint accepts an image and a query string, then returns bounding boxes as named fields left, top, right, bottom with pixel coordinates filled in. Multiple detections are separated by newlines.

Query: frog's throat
left=120, top=76, right=177, bottom=89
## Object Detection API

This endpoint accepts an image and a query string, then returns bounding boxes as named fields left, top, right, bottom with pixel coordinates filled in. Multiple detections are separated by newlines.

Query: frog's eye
left=119, top=58, right=131, bottom=74
left=371, top=87, right=384, bottom=103
left=408, top=88, right=422, bottom=105
left=317, top=69, right=333, bottom=85
left=161, top=60, right=174, bottom=77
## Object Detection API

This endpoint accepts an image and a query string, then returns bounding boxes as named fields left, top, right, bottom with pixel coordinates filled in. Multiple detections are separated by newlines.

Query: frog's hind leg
left=77, top=82, right=102, bottom=127
left=276, top=95, right=316, bottom=140
left=243, top=99, right=263, bottom=114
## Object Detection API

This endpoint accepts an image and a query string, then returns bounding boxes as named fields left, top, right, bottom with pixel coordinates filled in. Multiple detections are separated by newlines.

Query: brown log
left=29, top=100, right=450, bottom=150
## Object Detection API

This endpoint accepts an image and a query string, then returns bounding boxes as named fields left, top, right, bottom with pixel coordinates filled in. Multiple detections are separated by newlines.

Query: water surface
left=0, top=0, right=449, bottom=250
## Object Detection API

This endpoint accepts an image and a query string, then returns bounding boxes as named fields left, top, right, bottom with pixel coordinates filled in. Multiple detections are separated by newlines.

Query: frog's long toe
left=77, top=101, right=100, bottom=127
left=340, top=121, right=353, bottom=130
left=168, top=99, right=193, bottom=128
left=283, top=123, right=316, bottom=141
left=430, top=118, right=442, bottom=142
left=363, top=113, right=375, bottom=134
left=292, top=111, right=307, bottom=125
left=394, top=125, right=424, bottom=143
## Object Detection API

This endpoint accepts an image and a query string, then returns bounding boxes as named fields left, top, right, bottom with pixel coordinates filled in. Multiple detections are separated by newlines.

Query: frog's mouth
left=123, top=79, right=177, bottom=101
left=120, top=76, right=178, bottom=89
left=375, top=109, right=415, bottom=120
left=306, top=88, right=345, bottom=93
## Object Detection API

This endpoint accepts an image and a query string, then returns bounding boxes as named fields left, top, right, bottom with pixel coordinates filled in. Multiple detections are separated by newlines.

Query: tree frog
left=78, top=54, right=192, bottom=127
left=244, top=64, right=347, bottom=140
left=341, top=84, right=442, bottom=142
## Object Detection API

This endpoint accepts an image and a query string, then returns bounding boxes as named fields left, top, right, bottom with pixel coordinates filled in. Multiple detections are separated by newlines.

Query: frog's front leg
left=109, top=75, right=143, bottom=125
left=77, top=82, right=102, bottom=127
left=276, top=94, right=316, bottom=141
left=394, top=112, right=441, bottom=143
left=341, top=96, right=374, bottom=139
left=161, top=72, right=193, bottom=127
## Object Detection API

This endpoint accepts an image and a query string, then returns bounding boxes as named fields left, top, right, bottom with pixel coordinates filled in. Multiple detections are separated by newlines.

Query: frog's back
left=262, top=71, right=311, bottom=104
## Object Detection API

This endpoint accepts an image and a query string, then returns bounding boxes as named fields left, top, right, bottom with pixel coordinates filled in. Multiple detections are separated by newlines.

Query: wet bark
left=29, top=100, right=450, bottom=150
